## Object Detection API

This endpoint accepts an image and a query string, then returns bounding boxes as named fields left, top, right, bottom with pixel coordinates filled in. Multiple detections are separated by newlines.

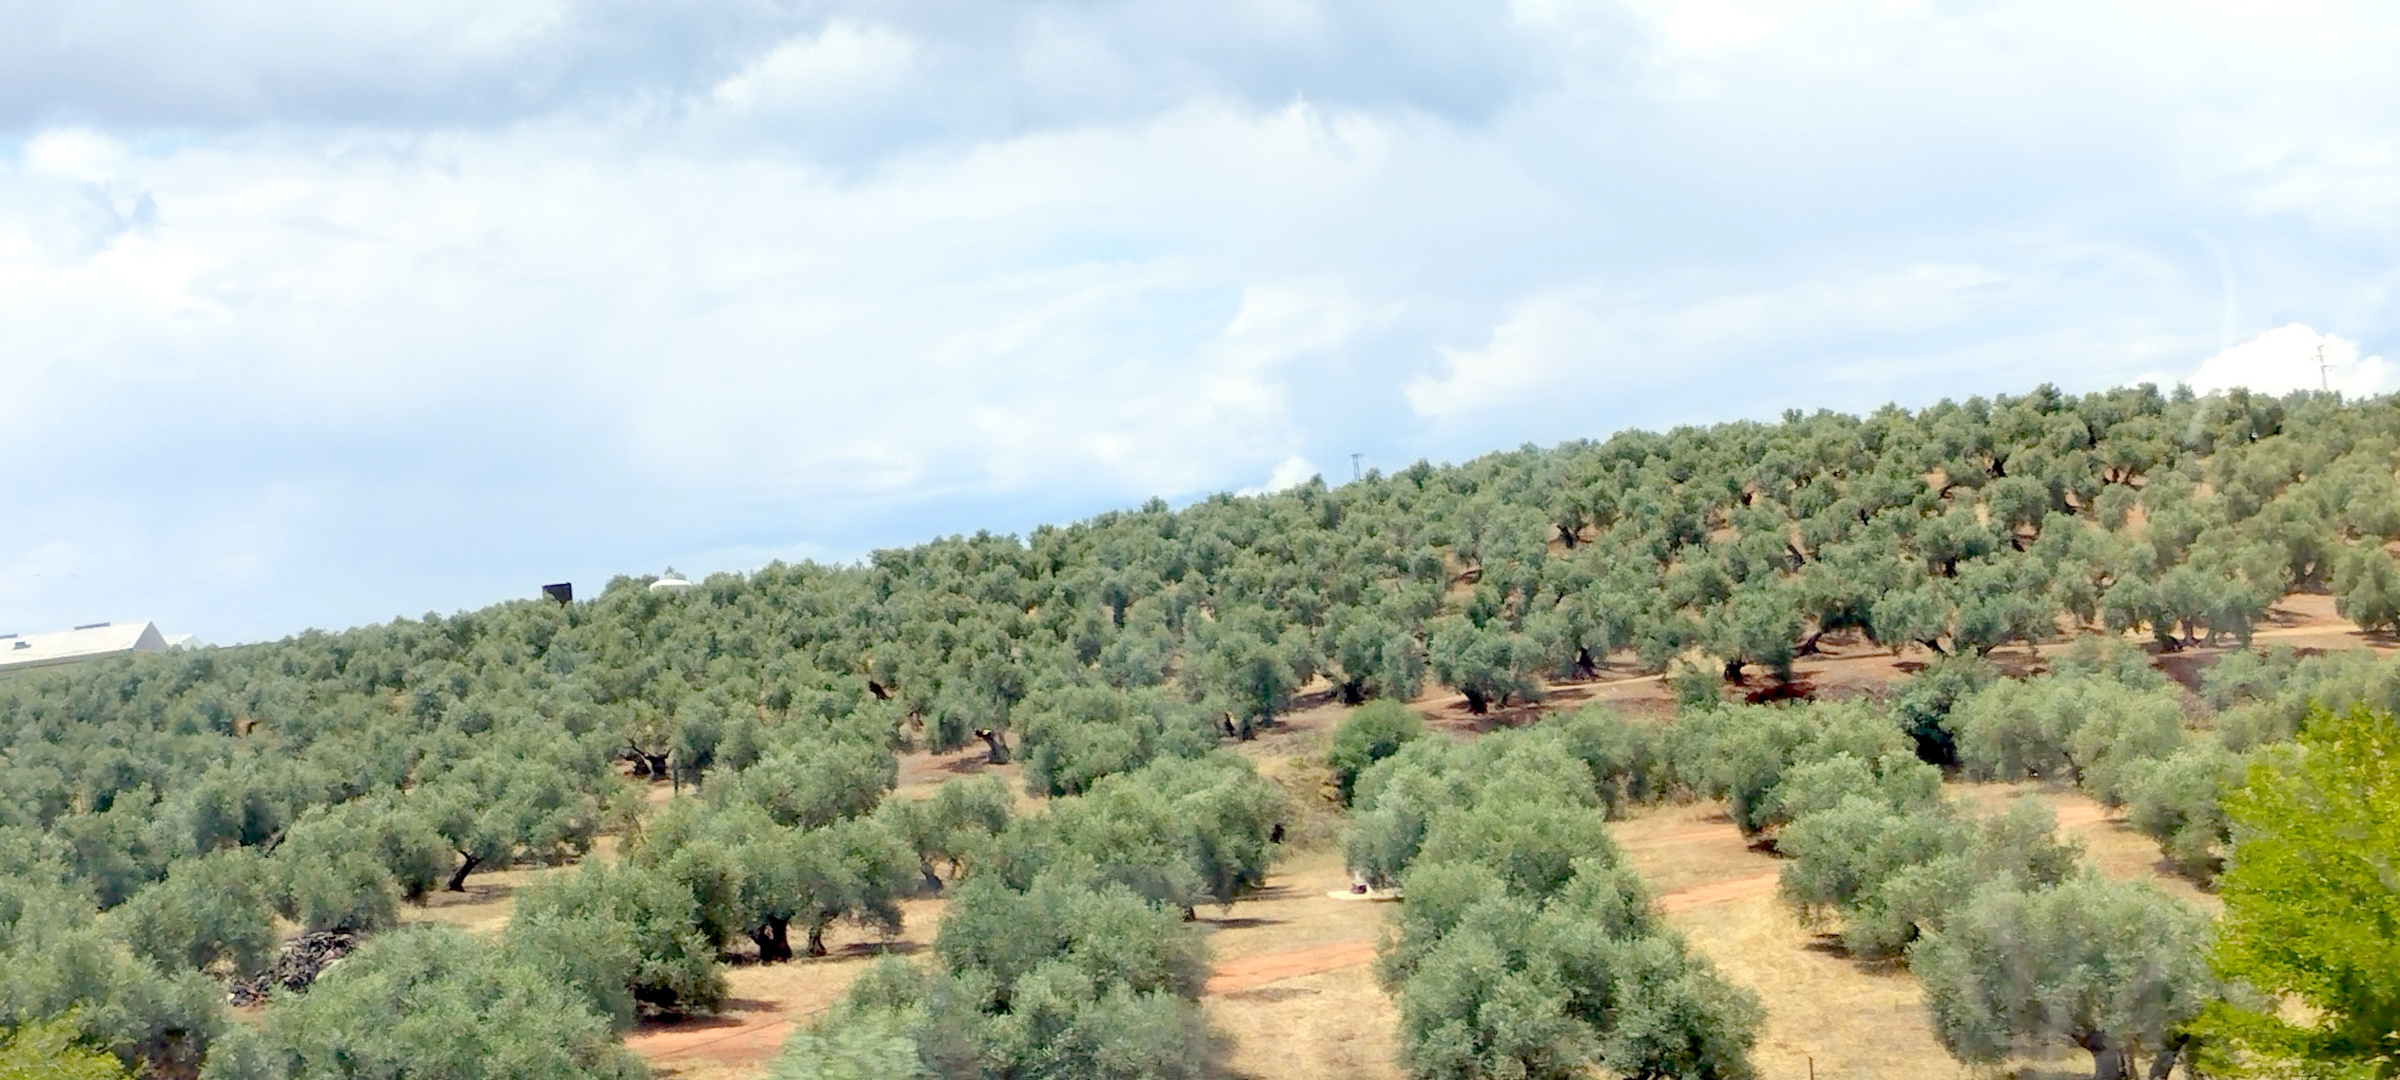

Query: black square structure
left=542, top=583, right=574, bottom=605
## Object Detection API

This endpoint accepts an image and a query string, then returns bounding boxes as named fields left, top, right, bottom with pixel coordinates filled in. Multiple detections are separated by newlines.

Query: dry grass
left=1194, top=850, right=1401, bottom=1080
left=1209, top=962, right=1404, bottom=1080
left=1610, top=796, right=2190, bottom=1080
left=1609, top=800, right=1959, bottom=1080
left=1953, top=781, right=2219, bottom=911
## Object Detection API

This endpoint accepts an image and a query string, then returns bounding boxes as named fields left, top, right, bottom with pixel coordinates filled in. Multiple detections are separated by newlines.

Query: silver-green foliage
left=1777, top=795, right=2079, bottom=957
left=780, top=868, right=1219, bottom=1080
left=1950, top=675, right=2186, bottom=804
left=1360, top=724, right=1761, bottom=1080
left=203, top=925, right=644, bottom=1080
left=506, top=860, right=726, bottom=1023
left=1909, top=875, right=2212, bottom=1080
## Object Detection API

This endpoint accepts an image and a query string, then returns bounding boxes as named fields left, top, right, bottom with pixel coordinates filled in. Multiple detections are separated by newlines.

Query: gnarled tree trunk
left=2147, top=1034, right=2190, bottom=1080
left=750, top=917, right=793, bottom=962
left=975, top=728, right=1010, bottom=764
left=446, top=851, right=482, bottom=892
left=2076, top=1033, right=2132, bottom=1080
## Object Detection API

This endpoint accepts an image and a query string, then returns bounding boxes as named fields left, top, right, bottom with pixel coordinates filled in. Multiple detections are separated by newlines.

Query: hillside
left=3, top=382, right=2398, bottom=1080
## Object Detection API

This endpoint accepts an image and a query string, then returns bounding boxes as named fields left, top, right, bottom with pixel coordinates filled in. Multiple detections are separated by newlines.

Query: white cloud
left=24, top=128, right=132, bottom=182
left=1407, top=291, right=1606, bottom=421
left=1238, top=456, right=1321, bottom=496
left=2186, top=323, right=2395, bottom=396
left=709, top=23, right=918, bottom=113
left=1407, top=261, right=2109, bottom=424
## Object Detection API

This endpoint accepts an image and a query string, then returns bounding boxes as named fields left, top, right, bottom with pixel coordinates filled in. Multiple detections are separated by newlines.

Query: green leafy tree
left=2198, top=704, right=2400, bottom=1078
left=0, top=1017, right=133, bottom=1080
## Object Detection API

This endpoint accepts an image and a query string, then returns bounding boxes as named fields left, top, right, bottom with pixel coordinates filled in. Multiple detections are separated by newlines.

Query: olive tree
left=877, top=775, right=1012, bottom=893
left=2332, top=545, right=2400, bottom=633
left=205, top=925, right=643, bottom=1080
left=107, top=849, right=279, bottom=979
left=506, top=860, right=725, bottom=1020
left=0, top=877, right=222, bottom=1078
left=1426, top=618, right=1542, bottom=715
left=2121, top=741, right=2244, bottom=882
left=1910, top=875, right=2212, bottom=1080
left=1325, top=701, right=1425, bottom=806
left=790, top=868, right=1221, bottom=1080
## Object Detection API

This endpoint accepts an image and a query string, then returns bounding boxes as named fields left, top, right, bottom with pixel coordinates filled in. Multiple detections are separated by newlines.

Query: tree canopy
left=2199, top=704, right=2400, bottom=1079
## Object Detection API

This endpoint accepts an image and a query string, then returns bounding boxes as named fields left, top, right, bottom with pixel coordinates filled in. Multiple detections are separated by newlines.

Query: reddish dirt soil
left=1204, top=938, right=1380, bottom=995
left=1656, top=870, right=1782, bottom=914
left=628, top=1009, right=799, bottom=1073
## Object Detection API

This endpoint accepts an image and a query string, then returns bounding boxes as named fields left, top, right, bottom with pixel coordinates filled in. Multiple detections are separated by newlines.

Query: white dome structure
left=648, top=569, right=696, bottom=595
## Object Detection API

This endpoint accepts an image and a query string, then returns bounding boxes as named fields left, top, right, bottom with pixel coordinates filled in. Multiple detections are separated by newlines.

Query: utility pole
left=2317, top=343, right=2331, bottom=392
left=1351, top=453, right=1363, bottom=481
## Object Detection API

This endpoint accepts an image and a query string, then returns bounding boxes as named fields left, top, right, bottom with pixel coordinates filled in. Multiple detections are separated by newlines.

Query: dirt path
left=1196, top=851, right=1407, bottom=1080
left=1205, top=938, right=1379, bottom=994
left=629, top=1012, right=804, bottom=1073
left=1609, top=801, right=1961, bottom=1079
left=1194, top=853, right=1788, bottom=996
left=1657, top=870, right=1781, bottom=914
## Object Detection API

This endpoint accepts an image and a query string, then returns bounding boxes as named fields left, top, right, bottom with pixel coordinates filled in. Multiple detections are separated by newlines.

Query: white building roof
left=0, top=622, right=171, bottom=673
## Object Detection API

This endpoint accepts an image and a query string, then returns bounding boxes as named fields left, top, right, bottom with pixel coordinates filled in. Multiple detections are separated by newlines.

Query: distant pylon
left=2317, top=343, right=2331, bottom=392
left=1351, top=453, right=1363, bottom=481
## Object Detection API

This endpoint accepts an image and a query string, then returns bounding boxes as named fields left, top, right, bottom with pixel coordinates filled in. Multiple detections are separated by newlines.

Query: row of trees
left=770, top=750, right=1283, bottom=1079
left=1343, top=711, right=1761, bottom=1079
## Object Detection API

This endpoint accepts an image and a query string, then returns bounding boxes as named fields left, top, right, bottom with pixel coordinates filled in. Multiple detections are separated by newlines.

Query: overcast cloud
left=7, top=0, right=2400, bottom=641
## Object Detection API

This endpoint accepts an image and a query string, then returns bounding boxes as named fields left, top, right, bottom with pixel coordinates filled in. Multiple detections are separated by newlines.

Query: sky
left=6, top=0, right=2400, bottom=643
